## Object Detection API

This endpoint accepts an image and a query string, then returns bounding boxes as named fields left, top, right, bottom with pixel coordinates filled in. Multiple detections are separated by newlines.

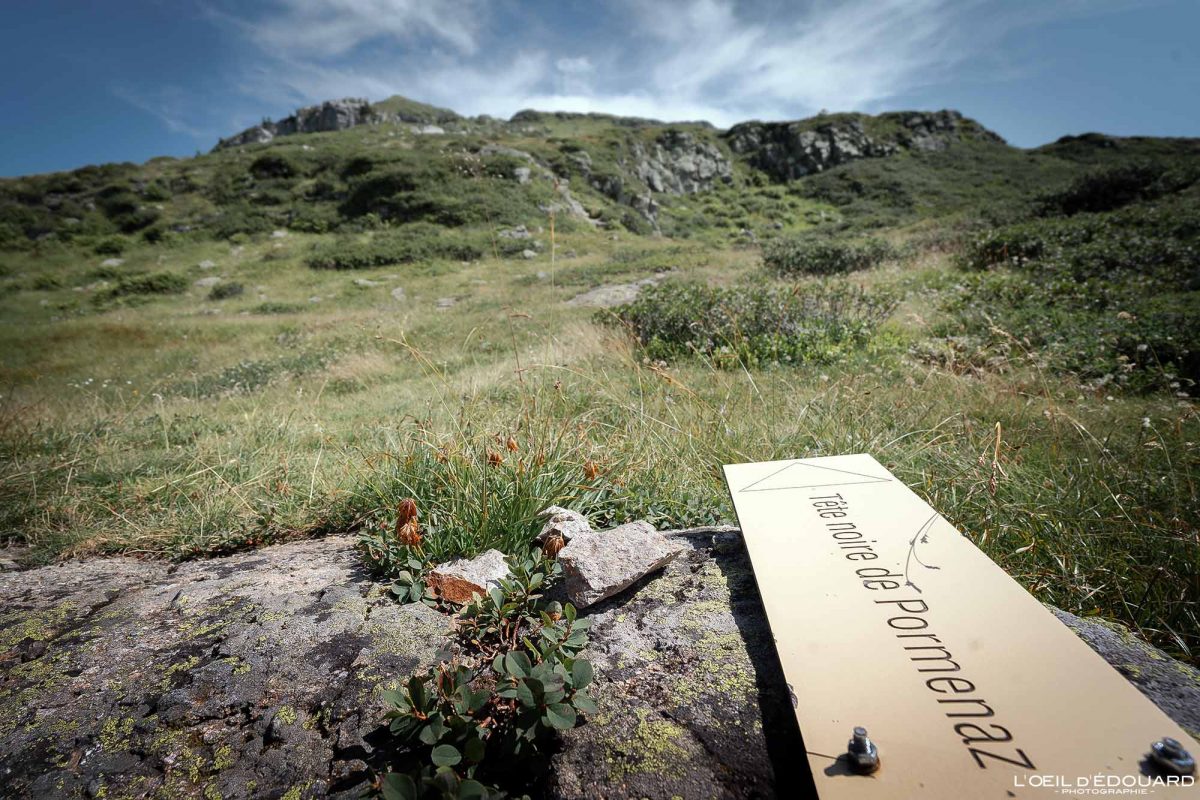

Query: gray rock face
left=426, top=549, right=510, bottom=605
left=215, top=99, right=374, bottom=150
left=2, top=531, right=1194, bottom=799
left=630, top=130, right=733, bottom=195
left=558, top=521, right=687, bottom=608
left=1053, top=609, right=1200, bottom=735
left=726, top=109, right=1005, bottom=181
left=0, top=537, right=450, bottom=800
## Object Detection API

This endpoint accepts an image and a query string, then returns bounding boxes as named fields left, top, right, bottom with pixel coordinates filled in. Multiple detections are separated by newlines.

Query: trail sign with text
left=723, top=454, right=1196, bottom=798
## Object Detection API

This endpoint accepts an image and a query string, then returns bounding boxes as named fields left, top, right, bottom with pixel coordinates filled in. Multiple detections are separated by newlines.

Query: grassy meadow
left=0, top=111, right=1197, bottom=663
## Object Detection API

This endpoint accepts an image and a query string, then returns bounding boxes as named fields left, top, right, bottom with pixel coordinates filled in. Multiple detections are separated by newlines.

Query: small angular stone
left=426, top=549, right=510, bottom=604
left=558, top=521, right=686, bottom=608
left=536, top=506, right=592, bottom=545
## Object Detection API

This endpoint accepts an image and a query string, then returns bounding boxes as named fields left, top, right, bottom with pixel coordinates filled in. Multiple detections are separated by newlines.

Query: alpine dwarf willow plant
left=376, top=549, right=596, bottom=800
left=762, top=235, right=898, bottom=276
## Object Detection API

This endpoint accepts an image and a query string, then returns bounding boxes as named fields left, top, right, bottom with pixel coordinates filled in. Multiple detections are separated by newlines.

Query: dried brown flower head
left=542, top=532, right=566, bottom=559
left=506, top=436, right=519, bottom=452
left=397, top=518, right=423, bottom=547
left=583, top=459, right=600, bottom=481
left=487, top=449, right=503, bottom=467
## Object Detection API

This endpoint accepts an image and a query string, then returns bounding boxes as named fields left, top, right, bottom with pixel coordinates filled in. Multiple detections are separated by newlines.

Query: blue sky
left=2, top=0, right=1198, bottom=177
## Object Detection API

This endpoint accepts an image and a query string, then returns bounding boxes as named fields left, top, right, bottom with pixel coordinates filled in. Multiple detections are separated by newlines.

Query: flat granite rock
left=1, top=530, right=1196, bottom=799
left=558, top=521, right=686, bottom=608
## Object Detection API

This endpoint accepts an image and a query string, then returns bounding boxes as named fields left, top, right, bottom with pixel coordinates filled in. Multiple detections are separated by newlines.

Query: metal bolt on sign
left=1149, top=737, right=1196, bottom=777
left=847, top=726, right=880, bottom=774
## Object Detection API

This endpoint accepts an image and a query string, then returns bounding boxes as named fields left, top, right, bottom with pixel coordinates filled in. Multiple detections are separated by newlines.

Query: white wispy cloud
left=229, top=0, right=482, bottom=58
left=110, top=84, right=210, bottom=138
left=187, top=0, right=1132, bottom=139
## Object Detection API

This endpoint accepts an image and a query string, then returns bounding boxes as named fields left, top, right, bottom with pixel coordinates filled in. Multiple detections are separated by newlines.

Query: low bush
left=306, top=224, right=502, bottom=270
left=249, top=153, right=298, bottom=180
left=96, top=271, right=187, bottom=301
left=957, top=198, right=1200, bottom=288
left=1036, top=162, right=1197, bottom=217
left=208, top=282, right=245, bottom=300
left=606, top=280, right=898, bottom=367
left=93, top=236, right=128, bottom=256
left=935, top=194, right=1200, bottom=393
left=762, top=235, right=896, bottom=276
left=251, top=301, right=304, bottom=314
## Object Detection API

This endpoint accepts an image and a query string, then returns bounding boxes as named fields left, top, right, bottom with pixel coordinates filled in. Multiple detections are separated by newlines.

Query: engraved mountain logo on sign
left=738, top=459, right=892, bottom=493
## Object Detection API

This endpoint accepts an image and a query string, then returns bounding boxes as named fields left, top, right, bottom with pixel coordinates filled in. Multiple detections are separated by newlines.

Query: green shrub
left=606, top=280, right=898, bottom=367
left=762, top=235, right=896, bottom=276
left=249, top=153, right=298, bottom=180
left=251, top=301, right=304, bottom=314
left=936, top=196, right=1200, bottom=393
left=208, top=282, right=244, bottom=300
left=96, top=186, right=160, bottom=233
left=306, top=225, right=486, bottom=270
left=96, top=272, right=187, bottom=301
left=31, top=274, right=64, bottom=290
left=958, top=199, right=1200, bottom=288
left=1037, top=162, right=1196, bottom=217
left=93, top=236, right=128, bottom=256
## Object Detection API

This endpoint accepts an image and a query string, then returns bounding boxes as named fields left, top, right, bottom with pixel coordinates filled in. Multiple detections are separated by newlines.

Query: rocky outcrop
left=567, top=130, right=733, bottom=229
left=2, top=531, right=1195, bottom=799
left=508, top=110, right=713, bottom=130
left=216, top=99, right=374, bottom=150
left=726, top=110, right=1005, bottom=181
left=630, top=130, right=733, bottom=195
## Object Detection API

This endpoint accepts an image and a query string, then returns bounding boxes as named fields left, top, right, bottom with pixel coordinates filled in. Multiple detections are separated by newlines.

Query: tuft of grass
left=336, top=412, right=614, bottom=567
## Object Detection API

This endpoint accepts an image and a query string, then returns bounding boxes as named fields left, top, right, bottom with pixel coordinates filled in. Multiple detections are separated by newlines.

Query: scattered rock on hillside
left=558, top=521, right=687, bottom=608
left=390, top=286, right=406, bottom=302
left=436, top=296, right=457, bottom=309
left=498, top=225, right=532, bottom=239
left=566, top=274, right=670, bottom=308
left=521, top=249, right=537, bottom=260
left=100, top=258, right=124, bottom=267
left=352, top=278, right=381, bottom=288
left=193, top=276, right=221, bottom=288
left=426, top=549, right=511, bottom=605
left=198, top=259, right=216, bottom=270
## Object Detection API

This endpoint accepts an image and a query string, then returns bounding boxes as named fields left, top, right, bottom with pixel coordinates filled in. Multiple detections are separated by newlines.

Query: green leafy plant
left=376, top=549, right=595, bottom=799
left=208, top=281, right=245, bottom=300
left=762, top=235, right=897, bottom=276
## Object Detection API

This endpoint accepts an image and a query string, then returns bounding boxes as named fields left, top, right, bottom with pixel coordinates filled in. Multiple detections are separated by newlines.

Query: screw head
left=847, top=726, right=879, bottom=774
left=1150, top=737, right=1196, bottom=777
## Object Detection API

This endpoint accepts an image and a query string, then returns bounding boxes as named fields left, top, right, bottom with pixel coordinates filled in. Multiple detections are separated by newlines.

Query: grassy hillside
left=1, top=101, right=1197, bottom=662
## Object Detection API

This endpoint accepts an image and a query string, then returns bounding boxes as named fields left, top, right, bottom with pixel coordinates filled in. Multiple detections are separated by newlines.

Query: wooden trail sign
left=723, top=454, right=1197, bottom=798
